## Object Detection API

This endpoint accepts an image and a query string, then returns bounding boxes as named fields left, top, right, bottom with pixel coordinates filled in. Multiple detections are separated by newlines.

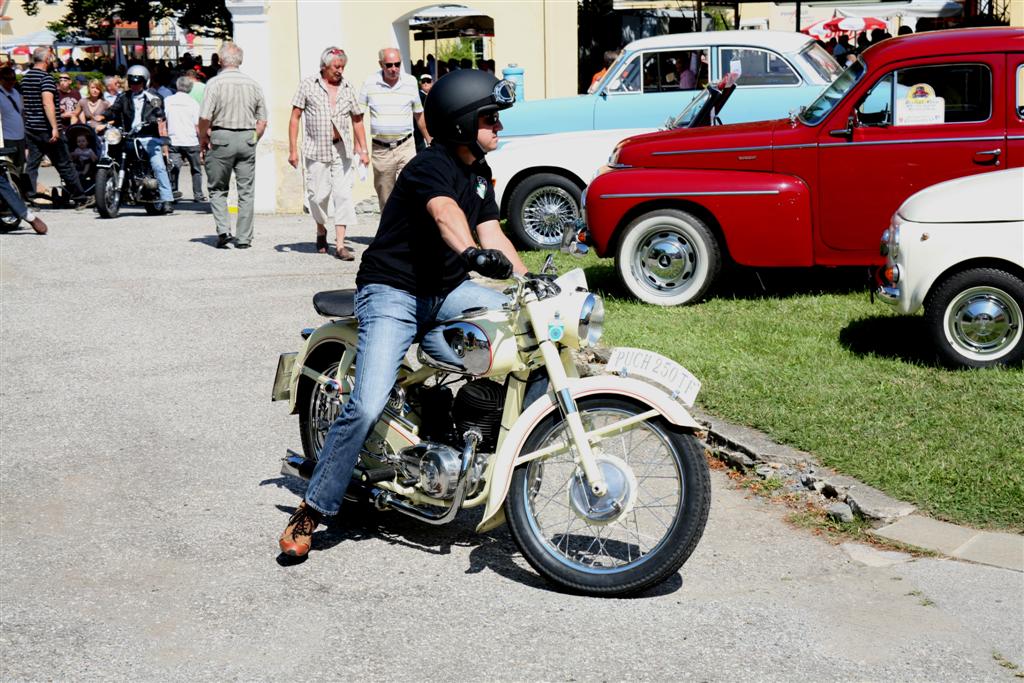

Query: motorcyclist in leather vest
left=105, top=65, right=175, bottom=210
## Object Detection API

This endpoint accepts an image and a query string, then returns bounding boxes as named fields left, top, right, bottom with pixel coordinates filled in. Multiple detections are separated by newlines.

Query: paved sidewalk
left=701, top=410, right=1024, bottom=573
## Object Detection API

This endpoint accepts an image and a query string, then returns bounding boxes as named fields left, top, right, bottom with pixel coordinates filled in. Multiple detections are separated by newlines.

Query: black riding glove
left=461, top=247, right=514, bottom=280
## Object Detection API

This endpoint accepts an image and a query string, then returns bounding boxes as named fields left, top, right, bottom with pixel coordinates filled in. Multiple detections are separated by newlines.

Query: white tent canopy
left=831, top=0, right=962, bottom=19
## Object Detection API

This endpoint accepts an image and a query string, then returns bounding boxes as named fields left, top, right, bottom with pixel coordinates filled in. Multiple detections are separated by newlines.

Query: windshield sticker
left=895, top=83, right=945, bottom=126
left=730, top=59, right=742, bottom=76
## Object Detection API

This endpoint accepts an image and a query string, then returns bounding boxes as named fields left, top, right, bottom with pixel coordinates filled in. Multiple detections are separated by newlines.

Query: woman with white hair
left=287, top=46, right=369, bottom=259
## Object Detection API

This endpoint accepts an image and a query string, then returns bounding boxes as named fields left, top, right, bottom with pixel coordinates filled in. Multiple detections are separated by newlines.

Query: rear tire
left=95, top=168, right=120, bottom=218
left=924, top=268, right=1024, bottom=368
left=615, top=209, right=721, bottom=306
left=297, top=346, right=353, bottom=462
left=507, top=173, right=582, bottom=251
left=505, top=396, right=711, bottom=596
left=145, top=201, right=169, bottom=215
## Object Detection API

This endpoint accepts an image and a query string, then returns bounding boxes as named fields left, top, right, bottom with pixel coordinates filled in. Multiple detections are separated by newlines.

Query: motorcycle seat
left=312, top=289, right=356, bottom=318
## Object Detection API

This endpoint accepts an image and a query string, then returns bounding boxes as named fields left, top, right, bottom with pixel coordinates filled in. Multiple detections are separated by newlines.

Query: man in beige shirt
left=289, top=47, right=369, bottom=261
left=198, top=42, right=268, bottom=249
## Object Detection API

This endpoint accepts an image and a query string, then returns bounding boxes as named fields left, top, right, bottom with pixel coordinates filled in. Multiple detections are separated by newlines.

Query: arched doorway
left=391, top=4, right=495, bottom=73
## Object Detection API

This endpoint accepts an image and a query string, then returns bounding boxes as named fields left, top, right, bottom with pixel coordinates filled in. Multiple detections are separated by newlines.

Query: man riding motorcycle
left=105, top=65, right=175, bottom=212
left=279, top=69, right=527, bottom=557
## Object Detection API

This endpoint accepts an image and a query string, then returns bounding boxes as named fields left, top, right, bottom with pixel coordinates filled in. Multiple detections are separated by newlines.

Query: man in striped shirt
left=358, top=47, right=431, bottom=211
left=20, top=47, right=89, bottom=206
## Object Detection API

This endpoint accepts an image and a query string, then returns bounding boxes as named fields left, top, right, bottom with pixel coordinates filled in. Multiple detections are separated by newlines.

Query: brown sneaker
left=28, top=216, right=48, bottom=235
left=278, top=501, right=322, bottom=557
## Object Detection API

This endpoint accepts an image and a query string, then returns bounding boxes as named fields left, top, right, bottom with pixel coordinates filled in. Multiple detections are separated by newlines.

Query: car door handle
left=974, top=148, right=1002, bottom=166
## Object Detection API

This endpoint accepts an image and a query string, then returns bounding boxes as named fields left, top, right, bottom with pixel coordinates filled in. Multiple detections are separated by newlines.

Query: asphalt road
left=1, top=202, right=1022, bottom=681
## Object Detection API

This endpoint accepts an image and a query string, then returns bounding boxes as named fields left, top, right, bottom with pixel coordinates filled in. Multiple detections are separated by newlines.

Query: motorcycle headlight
left=105, top=128, right=123, bottom=145
left=578, top=293, right=605, bottom=347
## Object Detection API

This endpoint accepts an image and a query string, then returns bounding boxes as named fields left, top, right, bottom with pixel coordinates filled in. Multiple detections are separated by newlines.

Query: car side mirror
left=829, top=114, right=858, bottom=139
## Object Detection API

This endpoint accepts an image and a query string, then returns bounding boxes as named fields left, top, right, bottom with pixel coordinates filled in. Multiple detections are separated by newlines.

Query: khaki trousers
left=304, top=155, right=356, bottom=227
left=371, top=136, right=415, bottom=211
left=205, top=129, right=256, bottom=244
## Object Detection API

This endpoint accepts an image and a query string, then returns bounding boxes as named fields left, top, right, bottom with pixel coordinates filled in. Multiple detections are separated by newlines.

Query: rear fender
left=286, top=320, right=358, bottom=413
left=477, top=374, right=700, bottom=533
left=586, top=168, right=813, bottom=267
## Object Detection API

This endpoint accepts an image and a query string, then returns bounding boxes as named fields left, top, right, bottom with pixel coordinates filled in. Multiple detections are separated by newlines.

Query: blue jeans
left=0, top=171, right=28, bottom=220
left=304, top=279, right=509, bottom=516
left=139, top=137, right=174, bottom=202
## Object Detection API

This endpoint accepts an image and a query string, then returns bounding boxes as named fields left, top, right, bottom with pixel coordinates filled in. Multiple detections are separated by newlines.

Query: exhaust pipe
left=371, top=430, right=481, bottom=526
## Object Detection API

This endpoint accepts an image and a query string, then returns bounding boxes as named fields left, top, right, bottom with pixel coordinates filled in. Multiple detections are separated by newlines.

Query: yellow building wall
left=0, top=0, right=66, bottom=39
left=1010, top=0, right=1023, bottom=26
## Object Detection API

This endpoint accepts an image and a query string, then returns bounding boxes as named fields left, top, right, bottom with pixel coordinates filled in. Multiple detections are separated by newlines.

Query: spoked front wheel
left=505, top=397, right=710, bottom=596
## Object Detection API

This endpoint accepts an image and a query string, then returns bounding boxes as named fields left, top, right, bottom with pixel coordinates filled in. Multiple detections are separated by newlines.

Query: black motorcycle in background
left=95, top=125, right=171, bottom=218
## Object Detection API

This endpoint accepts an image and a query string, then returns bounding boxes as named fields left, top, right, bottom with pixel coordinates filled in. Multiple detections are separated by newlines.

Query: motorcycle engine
left=452, top=379, right=505, bottom=452
left=398, top=442, right=464, bottom=499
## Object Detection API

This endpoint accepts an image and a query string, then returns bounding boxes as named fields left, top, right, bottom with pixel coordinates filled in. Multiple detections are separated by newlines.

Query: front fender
left=285, top=320, right=358, bottom=413
left=476, top=374, right=701, bottom=533
left=585, top=168, right=813, bottom=267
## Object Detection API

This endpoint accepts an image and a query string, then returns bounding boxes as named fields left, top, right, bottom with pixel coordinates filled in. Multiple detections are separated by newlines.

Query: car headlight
left=609, top=143, right=622, bottom=165
left=578, top=293, right=605, bottom=347
left=104, top=128, right=123, bottom=145
left=881, top=223, right=901, bottom=260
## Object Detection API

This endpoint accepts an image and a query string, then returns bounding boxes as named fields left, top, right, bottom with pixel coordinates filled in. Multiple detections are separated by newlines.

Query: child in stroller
left=66, top=123, right=100, bottom=194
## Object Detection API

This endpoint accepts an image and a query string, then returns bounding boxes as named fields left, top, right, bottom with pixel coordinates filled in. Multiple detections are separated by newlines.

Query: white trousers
left=304, top=155, right=357, bottom=227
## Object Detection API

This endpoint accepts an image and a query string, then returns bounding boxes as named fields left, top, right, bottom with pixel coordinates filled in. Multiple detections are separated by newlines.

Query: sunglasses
left=383, top=61, right=401, bottom=68
left=482, top=112, right=501, bottom=126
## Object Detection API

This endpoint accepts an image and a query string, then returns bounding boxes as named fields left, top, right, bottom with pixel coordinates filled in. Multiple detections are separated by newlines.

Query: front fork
left=537, top=340, right=608, bottom=497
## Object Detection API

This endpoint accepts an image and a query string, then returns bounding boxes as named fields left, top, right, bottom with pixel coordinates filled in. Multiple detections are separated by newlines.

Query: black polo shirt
left=357, top=143, right=500, bottom=296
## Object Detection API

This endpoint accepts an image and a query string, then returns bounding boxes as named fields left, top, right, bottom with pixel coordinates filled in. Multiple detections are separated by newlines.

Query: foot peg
left=359, top=466, right=396, bottom=484
left=281, top=450, right=315, bottom=479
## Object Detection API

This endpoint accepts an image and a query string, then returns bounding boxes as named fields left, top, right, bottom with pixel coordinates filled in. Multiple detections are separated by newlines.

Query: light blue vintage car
left=501, top=30, right=841, bottom=139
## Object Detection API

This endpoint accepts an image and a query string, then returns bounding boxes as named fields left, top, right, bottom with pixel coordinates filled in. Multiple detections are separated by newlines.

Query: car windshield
left=594, top=50, right=632, bottom=93
left=799, top=58, right=866, bottom=125
left=799, top=42, right=843, bottom=83
left=669, top=88, right=711, bottom=128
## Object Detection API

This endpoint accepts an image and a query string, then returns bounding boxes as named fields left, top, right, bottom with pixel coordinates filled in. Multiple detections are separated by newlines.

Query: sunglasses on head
left=383, top=61, right=401, bottom=68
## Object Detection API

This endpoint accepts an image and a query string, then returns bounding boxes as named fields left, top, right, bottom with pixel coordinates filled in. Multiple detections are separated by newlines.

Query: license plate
left=606, top=347, right=701, bottom=407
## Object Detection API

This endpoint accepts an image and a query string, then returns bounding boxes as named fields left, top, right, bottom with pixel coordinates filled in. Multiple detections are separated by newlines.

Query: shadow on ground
left=581, top=262, right=874, bottom=303
left=263, top=475, right=683, bottom=598
left=839, top=314, right=942, bottom=366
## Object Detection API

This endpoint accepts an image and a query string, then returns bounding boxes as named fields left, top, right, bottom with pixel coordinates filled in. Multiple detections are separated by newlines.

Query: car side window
left=642, top=49, right=709, bottom=93
left=606, top=54, right=642, bottom=94
left=859, top=63, right=992, bottom=126
left=1017, top=64, right=1024, bottom=119
left=718, top=47, right=799, bottom=86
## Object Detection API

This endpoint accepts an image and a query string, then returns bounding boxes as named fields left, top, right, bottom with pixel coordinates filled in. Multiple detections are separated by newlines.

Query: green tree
left=20, top=0, right=232, bottom=41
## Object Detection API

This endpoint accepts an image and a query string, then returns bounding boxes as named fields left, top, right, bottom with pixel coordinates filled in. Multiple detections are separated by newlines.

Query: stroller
left=49, top=123, right=102, bottom=204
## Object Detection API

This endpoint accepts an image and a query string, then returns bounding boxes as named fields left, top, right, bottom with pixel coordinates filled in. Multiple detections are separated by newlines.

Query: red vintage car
left=582, top=27, right=1024, bottom=305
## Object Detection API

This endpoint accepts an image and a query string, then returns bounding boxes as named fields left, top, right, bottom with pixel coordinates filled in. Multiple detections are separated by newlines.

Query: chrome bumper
left=271, top=352, right=297, bottom=402
left=875, top=285, right=900, bottom=305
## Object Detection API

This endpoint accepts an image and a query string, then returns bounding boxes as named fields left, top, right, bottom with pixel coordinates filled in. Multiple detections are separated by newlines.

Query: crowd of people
left=2, top=41, right=493, bottom=257
left=817, top=25, right=914, bottom=65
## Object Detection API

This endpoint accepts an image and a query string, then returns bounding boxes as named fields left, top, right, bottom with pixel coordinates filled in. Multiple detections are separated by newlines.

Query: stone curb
left=691, top=407, right=1023, bottom=573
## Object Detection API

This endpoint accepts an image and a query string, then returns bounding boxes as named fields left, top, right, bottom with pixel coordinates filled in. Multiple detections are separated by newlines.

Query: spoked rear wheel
left=505, top=396, right=710, bottom=596
left=298, top=358, right=353, bottom=462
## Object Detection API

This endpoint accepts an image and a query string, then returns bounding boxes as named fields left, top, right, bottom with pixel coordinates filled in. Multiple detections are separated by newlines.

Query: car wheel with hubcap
left=507, top=173, right=581, bottom=251
left=616, top=208, right=721, bottom=306
left=924, top=268, right=1024, bottom=368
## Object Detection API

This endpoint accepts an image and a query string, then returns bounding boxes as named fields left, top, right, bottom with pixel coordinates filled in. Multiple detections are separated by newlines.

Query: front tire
left=924, top=268, right=1024, bottom=368
left=616, top=209, right=721, bottom=306
left=507, top=173, right=582, bottom=251
left=95, top=168, right=120, bottom=218
left=505, top=397, right=711, bottom=596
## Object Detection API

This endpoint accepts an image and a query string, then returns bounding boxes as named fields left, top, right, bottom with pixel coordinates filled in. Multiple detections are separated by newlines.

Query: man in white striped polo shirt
left=358, top=47, right=431, bottom=211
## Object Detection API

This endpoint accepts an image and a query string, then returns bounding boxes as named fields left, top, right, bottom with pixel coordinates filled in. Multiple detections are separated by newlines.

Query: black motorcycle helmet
left=424, top=69, right=515, bottom=160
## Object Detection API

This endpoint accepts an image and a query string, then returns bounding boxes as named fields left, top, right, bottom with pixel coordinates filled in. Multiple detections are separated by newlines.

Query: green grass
left=523, top=252, right=1024, bottom=530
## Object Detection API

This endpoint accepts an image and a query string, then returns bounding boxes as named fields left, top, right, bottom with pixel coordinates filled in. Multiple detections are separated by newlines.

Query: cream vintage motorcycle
left=271, top=232, right=711, bottom=596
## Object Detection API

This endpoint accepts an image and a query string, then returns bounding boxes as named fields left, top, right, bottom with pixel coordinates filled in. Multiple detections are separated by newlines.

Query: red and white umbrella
left=823, top=16, right=887, bottom=33
left=801, top=19, right=835, bottom=40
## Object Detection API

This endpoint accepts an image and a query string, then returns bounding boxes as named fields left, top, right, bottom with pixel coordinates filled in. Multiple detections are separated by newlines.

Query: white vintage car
left=876, top=167, right=1024, bottom=368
